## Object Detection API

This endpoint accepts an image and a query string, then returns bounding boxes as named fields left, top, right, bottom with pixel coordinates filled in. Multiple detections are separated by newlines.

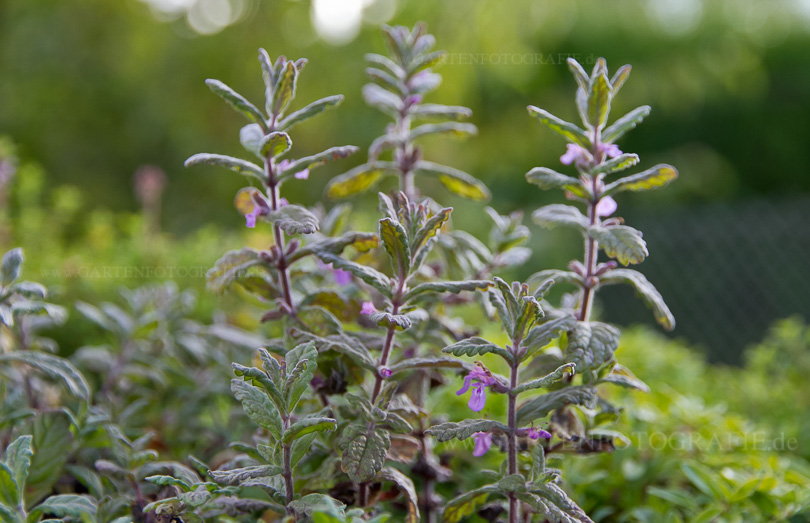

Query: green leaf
left=340, top=425, right=390, bottom=482
left=144, top=475, right=192, bottom=491
left=602, top=105, right=651, bottom=143
left=525, top=168, right=587, bottom=197
left=516, top=386, right=597, bottom=425
left=315, top=252, right=391, bottom=297
left=592, top=153, right=640, bottom=175
left=611, top=64, right=632, bottom=94
left=403, top=280, right=491, bottom=303
left=566, top=58, right=589, bottom=91
left=239, top=123, right=264, bottom=157
left=26, top=412, right=72, bottom=505
left=209, top=465, right=282, bottom=485
left=9, top=282, right=46, bottom=300
left=681, top=462, right=730, bottom=502
left=205, top=79, right=266, bottom=127
left=289, top=494, right=346, bottom=518
left=425, top=419, right=509, bottom=442
left=600, top=363, right=649, bottom=392
left=278, top=146, right=359, bottom=182
left=524, top=314, right=576, bottom=352
left=599, top=268, right=675, bottom=330
left=587, top=72, right=611, bottom=129
left=0, top=463, right=19, bottom=510
left=411, top=103, right=472, bottom=120
left=232, top=363, right=285, bottom=411
left=369, top=312, right=413, bottom=331
left=531, top=482, right=593, bottom=522
left=527, top=106, right=591, bottom=148
left=379, top=218, right=410, bottom=276
left=0, top=352, right=90, bottom=402
left=604, top=164, right=678, bottom=194
left=378, top=467, right=419, bottom=523
left=326, top=164, right=391, bottom=199
left=527, top=270, right=584, bottom=292
left=284, top=342, right=318, bottom=411
left=388, top=357, right=469, bottom=375
left=184, top=153, right=265, bottom=181
left=289, top=231, right=378, bottom=263
left=497, top=474, right=528, bottom=494
left=513, top=363, right=576, bottom=394
left=206, top=248, right=264, bottom=294
left=588, top=225, right=647, bottom=265
left=441, top=337, right=513, bottom=363
left=1, top=249, right=23, bottom=285
left=29, top=494, right=97, bottom=521
left=363, top=83, right=401, bottom=115
left=279, top=95, right=343, bottom=130
left=409, top=122, right=477, bottom=140
left=261, top=132, right=292, bottom=158
left=532, top=204, right=589, bottom=230
left=282, top=417, right=337, bottom=444
left=565, top=321, right=620, bottom=374
left=272, top=61, right=297, bottom=116
left=442, top=485, right=498, bottom=523
left=5, top=436, right=32, bottom=492
left=414, top=161, right=490, bottom=201
left=230, top=379, right=283, bottom=441
left=266, top=204, right=319, bottom=235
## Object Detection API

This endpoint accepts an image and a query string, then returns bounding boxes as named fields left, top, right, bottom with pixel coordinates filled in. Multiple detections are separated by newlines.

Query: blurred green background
left=1, top=0, right=809, bottom=361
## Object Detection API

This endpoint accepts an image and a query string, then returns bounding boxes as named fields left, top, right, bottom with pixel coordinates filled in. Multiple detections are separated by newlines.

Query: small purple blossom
left=360, top=301, right=377, bottom=315
left=472, top=432, right=492, bottom=457
left=318, top=261, right=352, bottom=286
left=456, top=366, right=496, bottom=412
left=277, top=197, right=288, bottom=208
left=294, top=168, right=310, bottom=180
left=595, top=196, right=617, bottom=217
left=526, top=427, right=552, bottom=440
left=599, top=142, right=622, bottom=158
left=379, top=367, right=393, bottom=379
left=560, top=143, right=592, bottom=169
left=245, top=205, right=260, bottom=228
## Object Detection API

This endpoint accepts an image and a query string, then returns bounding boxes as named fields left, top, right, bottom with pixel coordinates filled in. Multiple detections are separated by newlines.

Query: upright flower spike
left=456, top=365, right=496, bottom=412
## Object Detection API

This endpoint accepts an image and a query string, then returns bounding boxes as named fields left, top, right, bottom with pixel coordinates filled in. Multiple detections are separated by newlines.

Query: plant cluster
left=0, top=22, right=687, bottom=523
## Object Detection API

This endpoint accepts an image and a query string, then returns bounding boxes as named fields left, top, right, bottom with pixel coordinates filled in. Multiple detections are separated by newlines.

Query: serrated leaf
left=412, top=207, right=451, bottom=254
left=26, top=412, right=72, bottom=504
left=592, top=153, right=640, bottom=175
left=231, top=379, right=283, bottom=441
left=295, top=332, right=376, bottom=372
left=425, top=419, right=509, bottom=442
left=532, top=482, right=594, bottom=522
left=205, top=79, right=266, bottom=127
left=565, top=321, right=620, bottom=374
left=604, top=164, right=678, bottom=194
left=441, top=337, right=513, bottom=363
left=266, top=204, right=319, bottom=235
left=30, top=494, right=97, bottom=520
left=144, top=475, right=192, bottom=491
left=525, top=167, right=587, bottom=197
left=527, top=106, right=591, bottom=148
left=288, top=493, right=346, bottom=518
left=414, top=161, right=490, bottom=201
left=602, top=105, right=650, bottom=143
left=378, top=467, right=419, bottom=523
left=278, top=146, right=358, bottom=182
left=272, top=61, right=297, bottom=116
left=410, top=122, right=477, bottom=140
left=206, top=248, right=264, bottom=293
left=524, top=314, right=576, bottom=352
left=369, top=311, right=412, bottom=331
left=387, top=357, right=469, bottom=375
left=599, top=268, right=675, bottom=330
left=532, top=204, right=589, bottom=230
left=261, top=132, right=292, bottom=158
left=5, top=435, right=32, bottom=492
left=279, top=94, right=343, bottom=130
left=379, top=218, right=410, bottom=276
left=0, top=352, right=90, bottom=402
left=210, top=465, right=282, bottom=485
left=442, top=485, right=498, bottom=523
left=516, top=386, right=598, bottom=425
left=315, top=252, right=391, bottom=297
left=513, top=363, right=576, bottom=394
left=588, top=225, right=647, bottom=265
left=283, top=417, right=336, bottom=444
left=184, top=153, right=265, bottom=181
left=284, top=342, right=318, bottom=411
left=341, top=425, right=390, bottom=482
left=587, top=72, right=611, bottom=129
left=232, top=363, right=285, bottom=411
left=403, top=280, right=491, bottom=303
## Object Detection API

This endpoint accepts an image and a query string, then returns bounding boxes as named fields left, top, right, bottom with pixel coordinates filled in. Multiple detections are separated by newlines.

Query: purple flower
left=599, top=142, right=622, bottom=158
left=317, top=261, right=352, bottom=286
left=472, top=432, right=493, bottom=457
left=360, top=301, right=377, bottom=315
left=294, top=168, right=310, bottom=180
left=456, top=366, right=496, bottom=412
left=379, top=367, right=393, bottom=379
left=560, top=143, right=592, bottom=169
left=526, top=427, right=552, bottom=440
left=595, top=196, right=617, bottom=217
left=245, top=205, right=260, bottom=228
left=278, top=197, right=289, bottom=208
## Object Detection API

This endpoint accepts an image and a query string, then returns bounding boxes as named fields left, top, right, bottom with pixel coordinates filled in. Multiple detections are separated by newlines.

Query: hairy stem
left=266, top=160, right=295, bottom=314
left=507, top=359, right=520, bottom=523
left=579, top=128, right=604, bottom=322
left=282, top=415, right=294, bottom=507
left=396, top=110, right=417, bottom=200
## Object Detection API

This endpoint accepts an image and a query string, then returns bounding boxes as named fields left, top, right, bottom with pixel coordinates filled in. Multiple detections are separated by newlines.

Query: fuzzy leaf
left=601, top=363, right=649, bottom=392
left=144, top=475, right=192, bottom=491
left=513, top=363, right=576, bottom=394
left=412, top=207, right=451, bottom=253
left=27, top=412, right=72, bottom=503
left=426, top=419, right=509, bottom=442
left=289, top=232, right=378, bottom=263
left=369, top=311, right=413, bottom=331
left=379, top=218, right=410, bottom=276
left=378, top=467, right=419, bottom=523
left=533, top=204, right=589, bottom=230
left=604, top=164, right=678, bottom=194
left=414, top=161, right=490, bottom=201
left=592, top=153, right=640, bottom=175
left=206, top=248, right=264, bottom=293
left=602, top=105, right=651, bottom=143
left=340, top=425, right=390, bottom=482
left=566, top=58, right=589, bottom=91
left=532, top=482, right=594, bottom=522
left=600, top=268, right=675, bottom=330
left=210, top=465, right=282, bottom=485
left=1, top=248, right=23, bottom=285
left=284, top=342, right=318, bottom=411
left=272, top=61, right=297, bottom=116
left=442, top=485, right=499, bottom=523
left=184, top=153, right=265, bottom=181
left=315, top=252, right=391, bottom=297
left=205, top=79, right=266, bottom=126
left=587, top=72, right=611, bottom=129
left=411, top=103, right=472, bottom=120
left=283, top=417, right=337, bottom=444
left=525, top=168, right=587, bottom=197
left=278, top=146, right=358, bottom=182
left=527, top=106, right=591, bottom=148
left=403, top=280, right=491, bottom=303
left=0, top=463, right=18, bottom=509
left=516, top=386, right=598, bottom=424
left=527, top=270, right=584, bottom=292
left=266, top=204, right=319, bottom=235
left=565, top=321, right=620, bottom=374
left=524, top=314, right=576, bottom=351
left=363, top=83, right=401, bottom=114
left=589, top=225, right=647, bottom=265
left=388, top=357, right=469, bottom=375
left=230, top=379, right=283, bottom=441
left=261, top=132, right=292, bottom=158
left=232, top=363, right=285, bottom=411
left=0, top=351, right=90, bottom=402
left=279, top=94, right=343, bottom=130
left=410, top=122, right=477, bottom=140
left=29, top=494, right=97, bottom=520
left=5, top=435, right=32, bottom=494
left=441, top=337, right=513, bottom=363
left=326, top=164, right=392, bottom=199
